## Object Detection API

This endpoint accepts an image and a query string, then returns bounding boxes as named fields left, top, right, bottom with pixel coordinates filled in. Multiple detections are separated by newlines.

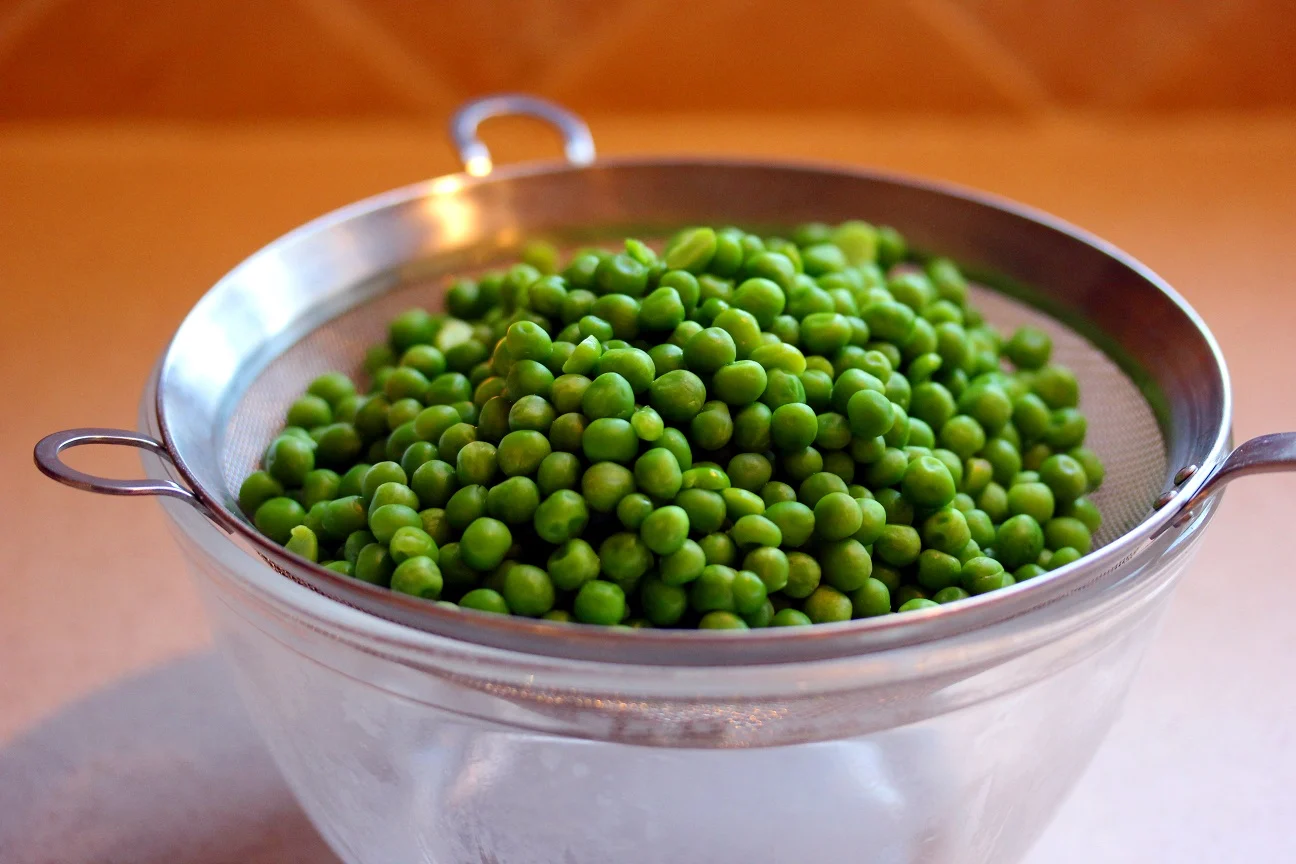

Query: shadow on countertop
left=0, top=652, right=341, bottom=864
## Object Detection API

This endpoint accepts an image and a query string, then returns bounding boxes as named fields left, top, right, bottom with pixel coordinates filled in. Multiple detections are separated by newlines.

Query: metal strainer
left=35, top=94, right=1296, bottom=666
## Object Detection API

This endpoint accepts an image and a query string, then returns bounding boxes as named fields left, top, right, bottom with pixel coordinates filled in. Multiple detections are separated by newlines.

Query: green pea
left=1007, top=481, right=1055, bottom=523
left=640, top=505, right=691, bottom=555
left=460, top=588, right=510, bottom=615
left=803, top=586, right=853, bottom=623
left=1005, top=326, right=1052, bottom=370
left=495, top=429, right=551, bottom=477
left=580, top=461, right=636, bottom=513
left=239, top=470, right=285, bottom=517
left=684, top=327, right=737, bottom=374
left=711, top=360, right=768, bottom=406
left=367, top=502, right=420, bottom=545
left=900, top=455, right=956, bottom=509
left=354, top=542, right=395, bottom=586
left=484, top=475, right=540, bottom=525
left=729, top=514, right=781, bottom=548
left=962, top=556, right=1012, bottom=595
left=995, top=514, right=1045, bottom=569
left=665, top=227, right=717, bottom=273
left=283, top=524, right=319, bottom=562
left=875, top=524, right=921, bottom=568
left=264, top=435, right=315, bottom=486
left=691, top=401, right=734, bottom=450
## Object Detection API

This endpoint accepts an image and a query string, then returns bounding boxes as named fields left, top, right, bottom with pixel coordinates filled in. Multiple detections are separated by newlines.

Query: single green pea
left=455, top=440, right=497, bottom=487
left=684, top=327, right=737, bottom=374
left=690, top=564, right=739, bottom=613
left=1007, top=481, right=1056, bottom=523
left=691, top=400, right=734, bottom=451
left=874, top=526, right=921, bottom=572
left=729, top=514, right=782, bottom=548
left=505, top=320, right=552, bottom=363
left=873, top=487, right=914, bottom=526
left=494, top=429, right=551, bottom=477
left=582, top=417, right=639, bottom=463
left=921, top=507, right=971, bottom=555
left=761, top=368, right=807, bottom=410
left=771, top=608, right=813, bottom=627
left=540, top=539, right=596, bottom=593
left=1005, top=326, right=1052, bottom=370
left=1038, top=453, right=1089, bottom=503
left=1044, top=516, right=1093, bottom=554
left=411, top=404, right=459, bottom=445
left=483, top=475, right=540, bottom=525
left=697, top=532, right=736, bottom=567
left=640, top=578, right=689, bottom=626
left=803, top=585, right=853, bottom=623
left=286, top=394, right=332, bottom=430
left=811, top=492, right=862, bottom=541
left=711, top=360, right=769, bottom=406
left=368, top=503, right=421, bottom=545
left=459, top=517, right=512, bottom=571
left=996, top=513, right=1045, bottom=569
left=632, top=447, right=683, bottom=500
left=252, top=496, right=307, bottom=545
left=498, top=564, right=555, bottom=617
left=1033, top=365, right=1079, bottom=409
left=284, top=524, right=319, bottom=562
left=641, top=505, right=691, bottom=555
left=239, top=470, right=285, bottom=517
left=725, top=452, right=772, bottom=493
left=863, top=447, right=909, bottom=489
left=770, top=403, right=817, bottom=451
left=665, top=227, right=718, bottom=273
left=731, top=402, right=773, bottom=452
left=962, top=556, right=1013, bottom=595
left=460, top=588, right=510, bottom=615
left=354, top=542, right=396, bottom=586
left=264, top=435, right=315, bottom=487
left=849, top=577, right=892, bottom=618
left=760, top=481, right=797, bottom=507
left=814, top=538, right=871, bottom=592
left=531, top=451, right=577, bottom=497
left=1047, top=546, right=1083, bottom=570
left=697, top=611, right=749, bottom=630
left=307, top=371, right=357, bottom=408
left=915, top=548, right=962, bottom=592
left=581, top=461, right=637, bottom=513
left=444, top=484, right=488, bottom=531
left=666, top=489, right=721, bottom=536
left=901, top=455, right=956, bottom=509
left=410, top=459, right=457, bottom=509
left=366, top=481, right=420, bottom=519
left=390, top=553, right=443, bottom=601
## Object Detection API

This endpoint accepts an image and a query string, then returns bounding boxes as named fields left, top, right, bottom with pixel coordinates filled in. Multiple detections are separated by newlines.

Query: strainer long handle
left=1159, top=432, right=1296, bottom=530
left=34, top=428, right=215, bottom=518
left=449, top=94, right=595, bottom=177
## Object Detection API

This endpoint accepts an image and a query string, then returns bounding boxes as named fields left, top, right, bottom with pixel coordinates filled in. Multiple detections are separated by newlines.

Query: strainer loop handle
left=34, top=427, right=212, bottom=515
left=449, top=93, right=595, bottom=177
left=1161, top=432, right=1296, bottom=530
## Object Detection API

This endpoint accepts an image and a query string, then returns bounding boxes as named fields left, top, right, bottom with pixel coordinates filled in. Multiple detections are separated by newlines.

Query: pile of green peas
left=239, top=221, right=1105, bottom=630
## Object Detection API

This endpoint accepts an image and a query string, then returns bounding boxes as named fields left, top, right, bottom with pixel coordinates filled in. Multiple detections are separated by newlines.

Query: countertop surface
left=2, top=114, right=1295, bottom=863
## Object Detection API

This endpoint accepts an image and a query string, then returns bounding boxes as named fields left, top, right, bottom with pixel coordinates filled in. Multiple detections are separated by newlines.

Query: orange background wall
left=0, top=0, right=1293, bottom=121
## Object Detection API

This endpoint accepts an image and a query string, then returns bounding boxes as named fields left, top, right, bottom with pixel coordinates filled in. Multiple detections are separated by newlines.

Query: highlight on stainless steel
left=33, top=427, right=214, bottom=518
left=449, top=93, right=596, bottom=177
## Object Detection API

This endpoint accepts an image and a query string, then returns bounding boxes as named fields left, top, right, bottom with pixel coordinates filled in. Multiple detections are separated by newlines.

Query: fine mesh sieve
left=35, top=94, right=1296, bottom=668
